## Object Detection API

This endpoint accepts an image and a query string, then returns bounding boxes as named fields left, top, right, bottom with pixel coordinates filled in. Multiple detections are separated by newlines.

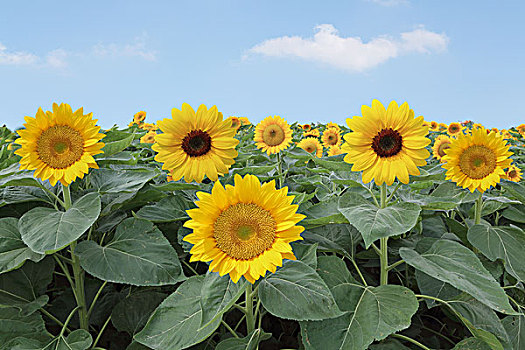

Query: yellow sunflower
left=227, top=116, right=242, bottom=131
left=321, top=127, right=342, bottom=148
left=439, top=123, right=448, bottom=131
left=238, top=117, right=251, bottom=126
left=183, top=174, right=305, bottom=283
left=14, top=103, right=105, bottom=187
left=516, top=124, right=525, bottom=134
left=432, top=135, right=452, bottom=162
left=327, top=145, right=344, bottom=157
left=301, top=124, right=312, bottom=131
left=442, top=127, right=512, bottom=192
left=140, top=123, right=158, bottom=131
left=447, top=122, right=464, bottom=137
left=304, top=129, right=320, bottom=138
left=140, top=131, right=156, bottom=144
left=429, top=121, right=439, bottom=131
left=326, top=122, right=341, bottom=132
left=342, top=100, right=430, bottom=186
left=254, top=116, right=293, bottom=155
left=505, top=165, right=522, bottom=182
left=134, top=111, right=146, bottom=124
left=153, top=103, right=239, bottom=183
left=491, top=128, right=499, bottom=134
left=297, top=137, right=323, bottom=158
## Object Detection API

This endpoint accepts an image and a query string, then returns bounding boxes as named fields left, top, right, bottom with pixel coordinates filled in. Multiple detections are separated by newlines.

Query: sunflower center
left=371, top=128, right=403, bottom=157
left=326, top=134, right=338, bottom=145
left=36, top=126, right=84, bottom=169
left=508, top=170, right=517, bottom=178
left=459, top=145, right=497, bottom=179
left=213, top=203, right=276, bottom=260
left=450, top=126, right=459, bottom=133
left=262, top=125, right=285, bottom=146
left=437, top=142, right=451, bottom=157
left=181, top=129, right=212, bottom=157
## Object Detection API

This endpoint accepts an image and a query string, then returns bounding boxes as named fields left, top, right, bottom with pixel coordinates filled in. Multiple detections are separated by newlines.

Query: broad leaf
left=19, top=192, right=101, bottom=254
left=501, top=181, right=525, bottom=204
left=258, top=260, right=342, bottom=321
left=502, top=315, right=525, bottom=350
left=0, top=307, right=50, bottom=344
left=415, top=270, right=460, bottom=308
left=316, top=255, right=358, bottom=289
left=302, top=224, right=361, bottom=259
left=338, top=192, right=421, bottom=248
left=399, top=240, right=516, bottom=314
left=453, top=338, right=492, bottom=350
left=111, top=291, right=166, bottom=335
left=301, top=196, right=348, bottom=228
left=0, top=217, right=43, bottom=274
left=136, top=196, right=193, bottom=223
left=100, top=130, right=135, bottom=157
left=76, top=218, right=184, bottom=286
left=215, top=329, right=272, bottom=350
left=41, top=329, right=92, bottom=350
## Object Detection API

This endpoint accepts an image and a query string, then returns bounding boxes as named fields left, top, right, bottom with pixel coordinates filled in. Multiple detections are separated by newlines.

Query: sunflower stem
left=277, top=152, right=284, bottom=188
left=379, top=183, right=389, bottom=286
left=63, top=185, right=89, bottom=331
left=245, top=284, right=255, bottom=334
left=474, top=191, right=483, bottom=225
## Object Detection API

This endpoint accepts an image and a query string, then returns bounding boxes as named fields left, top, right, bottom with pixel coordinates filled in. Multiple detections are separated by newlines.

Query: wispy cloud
left=0, top=43, right=38, bottom=65
left=367, top=0, right=409, bottom=6
left=92, top=34, right=157, bottom=61
left=247, top=24, right=449, bottom=72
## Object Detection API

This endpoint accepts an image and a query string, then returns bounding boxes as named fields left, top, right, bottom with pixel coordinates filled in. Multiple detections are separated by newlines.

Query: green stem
left=379, top=183, right=389, bottom=286
left=474, top=191, right=483, bottom=225
left=387, top=259, right=405, bottom=271
left=222, top=320, right=240, bottom=338
left=38, top=184, right=65, bottom=208
left=277, top=152, right=284, bottom=188
left=92, top=315, right=111, bottom=349
left=40, top=308, right=71, bottom=334
left=386, top=182, right=402, bottom=203
left=245, top=284, right=255, bottom=334
left=60, top=306, right=80, bottom=338
left=391, top=334, right=431, bottom=350
left=87, top=281, right=107, bottom=320
left=349, top=257, right=367, bottom=286
left=62, top=184, right=72, bottom=210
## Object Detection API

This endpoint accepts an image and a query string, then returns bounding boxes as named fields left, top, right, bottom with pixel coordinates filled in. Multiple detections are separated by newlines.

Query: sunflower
left=505, top=165, right=522, bottom=182
left=304, top=129, right=320, bottom=138
left=439, top=123, right=448, bottom=131
left=254, top=116, right=293, bottom=155
left=238, top=117, right=251, bottom=126
left=153, top=103, right=239, bottom=183
left=227, top=116, right=242, bottom=131
left=447, top=122, right=464, bottom=137
left=321, top=127, right=342, bottom=147
left=297, top=137, right=323, bottom=157
left=140, top=123, right=158, bottom=131
left=326, top=122, right=341, bottom=132
left=432, top=135, right=452, bottom=162
left=302, top=124, right=312, bottom=131
left=140, top=131, right=156, bottom=144
left=341, top=100, right=430, bottom=186
left=134, top=111, right=146, bottom=124
left=491, top=128, right=499, bottom=134
left=183, top=174, right=305, bottom=283
left=442, top=127, right=512, bottom=192
left=516, top=124, right=525, bottom=134
left=429, top=121, right=439, bottom=131
left=14, top=103, right=105, bottom=187
left=327, top=145, right=344, bottom=157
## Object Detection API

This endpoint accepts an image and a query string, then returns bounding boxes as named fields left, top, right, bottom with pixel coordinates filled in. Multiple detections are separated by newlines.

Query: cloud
left=367, top=0, right=409, bottom=6
left=45, top=49, right=69, bottom=68
left=0, top=43, right=38, bottom=65
left=92, top=34, right=157, bottom=61
left=247, top=24, right=449, bottom=72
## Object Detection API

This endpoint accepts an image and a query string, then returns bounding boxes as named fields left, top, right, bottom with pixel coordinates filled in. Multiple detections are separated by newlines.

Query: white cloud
left=45, top=49, right=69, bottom=68
left=368, top=0, right=409, bottom=6
left=247, top=24, right=449, bottom=72
left=92, top=34, right=157, bottom=61
left=0, top=43, right=38, bottom=65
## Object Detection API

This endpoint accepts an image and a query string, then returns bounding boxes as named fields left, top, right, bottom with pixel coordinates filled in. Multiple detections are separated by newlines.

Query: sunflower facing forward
left=153, top=103, right=239, bottom=183
left=447, top=122, right=464, bottom=137
left=342, top=100, right=430, bottom=185
left=505, top=165, right=522, bottom=182
left=254, top=116, right=293, bottom=155
left=321, top=127, right=342, bottom=148
left=15, top=103, right=105, bottom=187
left=442, top=127, right=512, bottom=192
left=183, top=174, right=305, bottom=283
left=297, top=137, right=323, bottom=158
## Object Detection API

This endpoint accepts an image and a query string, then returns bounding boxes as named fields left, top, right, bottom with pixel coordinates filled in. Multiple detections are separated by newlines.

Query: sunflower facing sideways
left=254, top=116, right=293, bottom=155
left=429, top=121, right=439, bottom=132
left=297, top=137, right=323, bottom=158
left=342, top=100, right=430, bottom=185
left=183, top=174, right=305, bottom=283
left=14, top=103, right=105, bottom=186
left=432, top=135, right=452, bottom=162
left=505, top=165, right=522, bottom=182
left=153, top=103, right=239, bottom=183
left=140, top=131, right=156, bottom=144
left=321, top=127, right=342, bottom=148
left=442, top=127, right=513, bottom=192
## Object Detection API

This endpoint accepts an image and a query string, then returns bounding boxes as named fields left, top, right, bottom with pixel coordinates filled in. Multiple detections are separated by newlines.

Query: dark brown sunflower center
left=37, top=125, right=84, bottom=169
left=181, top=129, right=212, bottom=157
left=508, top=170, right=517, bottom=178
left=459, top=145, right=497, bottom=179
left=371, top=128, right=403, bottom=157
left=450, top=125, right=459, bottom=133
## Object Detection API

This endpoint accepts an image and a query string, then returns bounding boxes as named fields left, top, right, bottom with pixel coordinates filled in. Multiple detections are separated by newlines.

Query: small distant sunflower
left=254, top=116, right=293, bottom=155
left=342, top=100, right=430, bottom=185
left=15, top=103, right=105, bottom=186
left=302, top=124, right=312, bottom=131
left=304, top=129, right=320, bottom=138
left=429, top=121, right=439, bottom=131
left=327, top=145, right=344, bottom=157
left=140, top=123, right=158, bottom=131
left=153, top=103, right=239, bottom=183
left=321, top=128, right=342, bottom=147
left=447, top=122, right=464, bottom=137
left=439, top=123, right=448, bottom=131
left=516, top=124, right=525, bottom=134
left=183, top=174, right=305, bottom=283
left=442, top=127, right=512, bottom=192
left=297, top=137, right=323, bottom=157
left=326, top=122, right=341, bottom=132
left=238, top=117, right=251, bottom=126
left=505, top=165, right=522, bottom=182
left=140, top=131, right=156, bottom=144
left=134, top=111, right=146, bottom=124
left=491, top=128, right=499, bottom=134
left=432, top=135, right=452, bottom=162
left=228, top=116, right=242, bottom=131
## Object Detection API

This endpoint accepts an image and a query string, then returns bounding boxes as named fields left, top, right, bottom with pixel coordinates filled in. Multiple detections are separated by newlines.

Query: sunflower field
left=1, top=100, right=525, bottom=350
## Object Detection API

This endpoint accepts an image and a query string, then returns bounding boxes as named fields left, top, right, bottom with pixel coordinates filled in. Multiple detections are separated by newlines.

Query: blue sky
left=1, top=0, right=524, bottom=129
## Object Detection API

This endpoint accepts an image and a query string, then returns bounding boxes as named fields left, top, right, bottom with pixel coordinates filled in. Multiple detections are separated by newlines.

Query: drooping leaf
left=76, top=218, right=184, bottom=286
left=19, top=192, right=101, bottom=254
left=99, top=130, right=136, bottom=157
left=501, top=181, right=525, bottom=204
left=0, top=217, right=43, bottom=274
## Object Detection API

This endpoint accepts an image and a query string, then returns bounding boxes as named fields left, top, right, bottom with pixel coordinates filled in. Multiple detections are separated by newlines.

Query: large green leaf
left=111, top=291, right=166, bottom=335
left=19, top=192, right=101, bottom=254
left=468, top=224, right=525, bottom=282
left=258, top=260, right=342, bottom=321
left=99, top=130, right=135, bottom=157
left=453, top=338, right=492, bottom=350
left=415, top=270, right=460, bottom=308
left=215, top=329, right=272, bottom=350
left=316, top=255, right=358, bottom=289
left=0, top=257, right=54, bottom=316
left=134, top=276, right=221, bottom=350
left=502, top=204, right=525, bottom=224
left=136, top=196, right=193, bottom=223
left=0, top=307, right=50, bottom=344
left=0, top=217, right=43, bottom=274
left=502, top=315, right=525, bottom=349
left=501, top=181, right=525, bottom=204
left=399, top=240, right=516, bottom=314
left=338, top=192, right=421, bottom=248
left=301, top=284, right=419, bottom=350
left=199, top=273, right=246, bottom=328
left=302, top=224, right=361, bottom=259
left=41, top=329, right=92, bottom=350
left=301, top=196, right=348, bottom=228
left=75, top=218, right=184, bottom=286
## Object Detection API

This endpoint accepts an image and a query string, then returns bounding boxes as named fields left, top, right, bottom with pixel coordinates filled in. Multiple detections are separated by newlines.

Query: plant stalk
left=245, top=284, right=255, bottom=334
left=474, top=191, right=483, bottom=225
left=277, top=152, right=284, bottom=188
left=380, top=183, right=389, bottom=286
